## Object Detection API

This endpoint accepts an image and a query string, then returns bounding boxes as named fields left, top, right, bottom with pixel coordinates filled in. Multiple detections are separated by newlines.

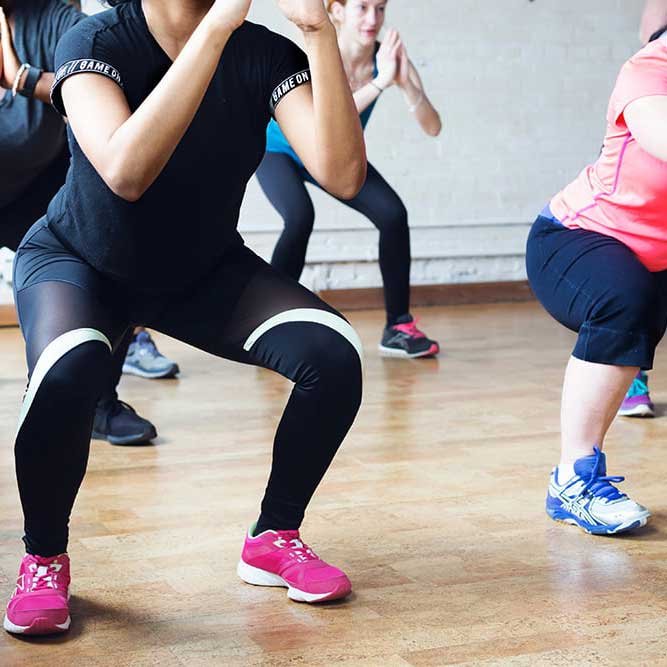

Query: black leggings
left=256, top=151, right=411, bottom=326
left=1, top=151, right=128, bottom=404
left=13, top=222, right=363, bottom=556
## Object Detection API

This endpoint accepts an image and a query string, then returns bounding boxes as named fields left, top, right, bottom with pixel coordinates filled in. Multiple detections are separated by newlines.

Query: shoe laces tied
left=137, top=332, right=159, bottom=356
left=273, top=533, right=319, bottom=563
left=626, top=372, right=649, bottom=399
left=580, top=447, right=626, bottom=502
left=27, top=558, right=64, bottom=592
left=110, top=399, right=136, bottom=418
left=393, top=317, right=425, bottom=339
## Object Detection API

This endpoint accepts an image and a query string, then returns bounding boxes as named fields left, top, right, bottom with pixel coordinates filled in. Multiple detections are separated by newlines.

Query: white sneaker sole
left=236, top=560, right=341, bottom=603
left=122, top=363, right=179, bottom=379
left=618, top=404, right=655, bottom=418
left=3, top=613, right=70, bottom=635
left=378, top=344, right=438, bottom=359
left=554, top=512, right=651, bottom=535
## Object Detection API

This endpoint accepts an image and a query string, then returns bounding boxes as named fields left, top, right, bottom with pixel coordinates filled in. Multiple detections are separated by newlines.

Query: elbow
left=108, top=182, right=143, bottom=203
left=428, top=116, right=443, bottom=138
left=324, top=158, right=367, bottom=200
left=104, top=165, right=146, bottom=203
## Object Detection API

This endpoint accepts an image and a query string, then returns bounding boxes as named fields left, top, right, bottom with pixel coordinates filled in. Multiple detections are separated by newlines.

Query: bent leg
left=526, top=216, right=667, bottom=461
left=256, top=152, right=315, bottom=281
left=14, top=265, right=126, bottom=555
left=336, top=162, right=411, bottom=325
left=150, top=246, right=363, bottom=531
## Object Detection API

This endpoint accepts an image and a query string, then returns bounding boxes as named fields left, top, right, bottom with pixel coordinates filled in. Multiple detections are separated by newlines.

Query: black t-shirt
left=0, top=0, right=82, bottom=208
left=48, top=0, right=310, bottom=289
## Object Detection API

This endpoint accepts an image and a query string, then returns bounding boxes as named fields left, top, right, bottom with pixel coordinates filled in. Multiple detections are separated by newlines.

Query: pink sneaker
left=4, top=553, right=71, bottom=635
left=237, top=527, right=351, bottom=603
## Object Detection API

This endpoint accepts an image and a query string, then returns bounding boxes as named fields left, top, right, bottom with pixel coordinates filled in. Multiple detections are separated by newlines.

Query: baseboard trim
left=0, top=282, right=534, bottom=327
left=318, top=280, right=534, bottom=311
left=0, top=304, right=18, bottom=327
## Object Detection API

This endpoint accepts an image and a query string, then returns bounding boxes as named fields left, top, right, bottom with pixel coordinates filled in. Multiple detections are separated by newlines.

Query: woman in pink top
left=525, top=25, right=667, bottom=536
left=616, top=0, right=667, bottom=417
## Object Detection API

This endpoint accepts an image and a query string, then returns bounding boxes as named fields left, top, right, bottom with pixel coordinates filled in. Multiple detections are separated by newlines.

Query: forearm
left=401, top=78, right=441, bottom=136
left=14, top=68, right=54, bottom=103
left=353, top=81, right=382, bottom=114
left=104, top=18, right=231, bottom=199
left=34, top=71, right=54, bottom=104
left=303, top=21, right=366, bottom=196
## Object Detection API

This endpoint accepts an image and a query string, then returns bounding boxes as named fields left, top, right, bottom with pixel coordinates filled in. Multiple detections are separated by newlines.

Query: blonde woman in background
left=257, top=0, right=442, bottom=359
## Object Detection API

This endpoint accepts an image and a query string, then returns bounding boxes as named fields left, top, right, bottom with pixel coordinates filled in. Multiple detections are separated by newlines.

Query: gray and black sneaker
left=379, top=315, right=440, bottom=359
left=92, top=398, right=157, bottom=446
left=122, top=331, right=180, bottom=379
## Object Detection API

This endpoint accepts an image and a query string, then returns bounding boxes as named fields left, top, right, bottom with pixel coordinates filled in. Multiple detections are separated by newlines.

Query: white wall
left=1, top=0, right=645, bottom=304
left=241, top=0, right=644, bottom=292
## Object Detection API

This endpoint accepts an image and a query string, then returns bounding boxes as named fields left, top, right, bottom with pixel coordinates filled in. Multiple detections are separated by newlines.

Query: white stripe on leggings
left=16, top=328, right=112, bottom=436
left=243, top=308, right=364, bottom=364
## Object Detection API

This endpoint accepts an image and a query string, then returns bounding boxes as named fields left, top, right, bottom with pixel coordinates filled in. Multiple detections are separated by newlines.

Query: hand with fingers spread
left=375, top=28, right=401, bottom=90
left=275, top=0, right=331, bottom=33
left=0, top=6, right=21, bottom=91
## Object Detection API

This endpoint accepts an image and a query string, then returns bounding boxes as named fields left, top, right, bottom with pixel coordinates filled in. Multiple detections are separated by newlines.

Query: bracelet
left=408, top=92, right=425, bottom=113
left=370, top=79, right=384, bottom=94
left=19, top=65, right=43, bottom=98
left=12, top=63, right=30, bottom=98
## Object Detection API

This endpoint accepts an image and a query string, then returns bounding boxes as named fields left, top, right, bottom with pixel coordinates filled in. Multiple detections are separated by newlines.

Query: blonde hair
left=326, top=0, right=345, bottom=13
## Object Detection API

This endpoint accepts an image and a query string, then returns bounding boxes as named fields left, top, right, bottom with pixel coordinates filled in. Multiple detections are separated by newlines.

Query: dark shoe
left=92, top=399, right=157, bottom=445
left=379, top=315, right=440, bottom=358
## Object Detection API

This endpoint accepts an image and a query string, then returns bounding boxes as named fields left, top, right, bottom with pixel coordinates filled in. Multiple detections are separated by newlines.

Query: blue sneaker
left=546, top=447, right=650, bottom=535
left=122, top=331, right=180, bottom=379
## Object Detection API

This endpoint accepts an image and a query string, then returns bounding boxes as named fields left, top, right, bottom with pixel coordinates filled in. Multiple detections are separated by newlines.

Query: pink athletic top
left=550, top=38, right=667, bottom=272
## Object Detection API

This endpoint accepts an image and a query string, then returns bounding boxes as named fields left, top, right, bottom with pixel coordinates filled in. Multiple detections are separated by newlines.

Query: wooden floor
left=2, top=302, right=667, bottom=666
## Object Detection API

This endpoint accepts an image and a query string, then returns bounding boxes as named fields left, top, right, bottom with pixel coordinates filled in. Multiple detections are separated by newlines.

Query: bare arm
left=275, top=2, right=366, bottom=199
left=61, top=2, right=250, bottom=201
left=353, top=82, right=382, bottom=115
left=624, top=95, right=667, bottom=162
left=397, top=47, right=441, bottom=137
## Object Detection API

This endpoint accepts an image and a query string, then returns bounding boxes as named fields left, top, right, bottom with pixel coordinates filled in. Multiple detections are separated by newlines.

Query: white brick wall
left=241, top=0, right=644, bottom=292
left=0, top=0, right=644, bottom=303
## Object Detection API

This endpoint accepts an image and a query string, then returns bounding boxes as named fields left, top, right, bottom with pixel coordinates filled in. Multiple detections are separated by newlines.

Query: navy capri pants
left=526, top=210, right=667, bottom=370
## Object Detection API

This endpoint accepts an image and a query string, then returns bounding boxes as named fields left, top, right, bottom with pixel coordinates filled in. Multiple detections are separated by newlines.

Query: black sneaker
left=92, top=399, right=157, bottom=445
left=379, top=315, right=440, bottom=359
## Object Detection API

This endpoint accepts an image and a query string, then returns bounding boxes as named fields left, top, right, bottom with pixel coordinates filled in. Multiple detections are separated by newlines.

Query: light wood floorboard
left=1, top=303, right=667, bottom=665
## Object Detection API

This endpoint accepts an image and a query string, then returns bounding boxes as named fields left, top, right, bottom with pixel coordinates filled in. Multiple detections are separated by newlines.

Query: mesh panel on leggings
left=16, top=281, right=127, bottom=375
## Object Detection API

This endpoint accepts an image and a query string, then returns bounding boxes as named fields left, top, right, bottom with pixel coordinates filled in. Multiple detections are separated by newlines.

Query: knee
left=379, top=202, right=409, bottom=237
left=39, top=340, right=111, bottom=399
left=283, top=208, right=315, bottom=240
left=594, top=276, right=661, bottom=337
left=283, top=316, right=363, bottom=396
left=304, top=323, right=362, bottom=396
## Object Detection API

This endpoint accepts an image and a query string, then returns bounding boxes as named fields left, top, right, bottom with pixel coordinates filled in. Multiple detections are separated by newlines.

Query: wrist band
left=12, top=63, right=30, bottom=98
left=370, top=79, right=384, bottom=94
left=19, top=65, right=43, bottom=98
